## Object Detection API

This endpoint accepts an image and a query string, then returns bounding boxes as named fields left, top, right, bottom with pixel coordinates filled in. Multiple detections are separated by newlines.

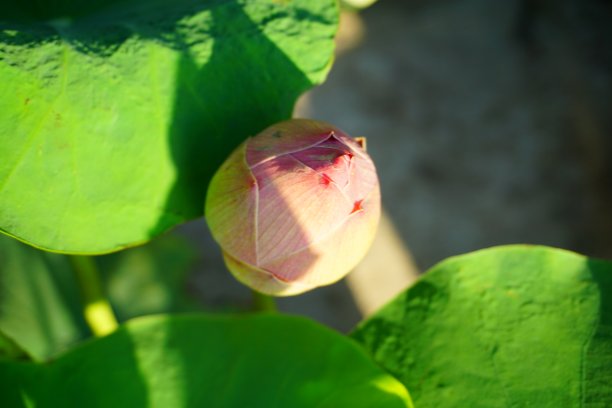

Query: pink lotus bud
left=205, top=119, right=381, bottom=296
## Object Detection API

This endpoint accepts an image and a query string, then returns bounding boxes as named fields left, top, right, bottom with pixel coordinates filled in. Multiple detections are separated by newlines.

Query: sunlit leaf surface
left=352, top=245, right=612, bottom=408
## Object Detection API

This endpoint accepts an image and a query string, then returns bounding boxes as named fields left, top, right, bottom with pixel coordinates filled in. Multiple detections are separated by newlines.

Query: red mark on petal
left=320, top=173, right=332, bottom=186
left=351, top=199, right=364, bottom=214
left=271, top=272, right=291, bottom=283
left=333, top=152, right=353, bottom=166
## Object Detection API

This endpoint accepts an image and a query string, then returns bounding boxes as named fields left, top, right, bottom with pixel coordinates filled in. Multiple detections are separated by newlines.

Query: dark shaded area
left=0, top=235, right=90, bottom=360
left=0, top=332, right=30, bottom=362
left=584, top=258, right=612, bottom=405
left=2, top=1, right=233, bottom=63
left=3, top=0, right=126, bottom=21
left=49, top=327, right=149, bottom=406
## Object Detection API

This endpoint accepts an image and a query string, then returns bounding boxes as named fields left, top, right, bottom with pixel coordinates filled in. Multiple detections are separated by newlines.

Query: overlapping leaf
left=0, top=314, right=413, bottom=407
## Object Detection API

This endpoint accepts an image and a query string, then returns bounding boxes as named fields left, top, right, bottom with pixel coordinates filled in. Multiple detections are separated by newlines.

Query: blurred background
left=174, top=0, right=612, bottom=331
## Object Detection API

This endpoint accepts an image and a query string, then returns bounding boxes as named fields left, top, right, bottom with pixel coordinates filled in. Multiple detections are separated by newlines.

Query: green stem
left=68, top=255, right=118, bottom=336
left=252, top=290, right=277, bottom=312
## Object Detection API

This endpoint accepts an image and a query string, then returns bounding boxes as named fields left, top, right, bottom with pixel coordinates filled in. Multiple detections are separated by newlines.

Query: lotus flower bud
left=205, top=119, right=381, bottom=296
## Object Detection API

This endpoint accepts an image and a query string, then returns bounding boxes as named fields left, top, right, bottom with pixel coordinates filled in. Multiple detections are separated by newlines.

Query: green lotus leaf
left=352, top=245, right=612, bottom=407
left=0, top=0, right=338, bottom=253
left=0, top=314, right=413, bottom=407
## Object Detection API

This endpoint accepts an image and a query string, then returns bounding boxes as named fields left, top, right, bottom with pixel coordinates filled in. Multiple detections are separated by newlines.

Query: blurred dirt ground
left=179, top=0, right=612, bottom=332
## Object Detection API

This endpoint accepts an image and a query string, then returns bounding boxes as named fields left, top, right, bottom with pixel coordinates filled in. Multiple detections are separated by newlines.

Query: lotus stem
left=252, top=290, right=277, bottom=312
left=68, top=255, right=118, bottom=336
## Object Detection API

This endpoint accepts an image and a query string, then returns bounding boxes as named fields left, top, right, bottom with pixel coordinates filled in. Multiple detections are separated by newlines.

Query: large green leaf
left=0, top=231, right=199, bottom=361
left=0, top=0, right=338, bottom=254
left=0, top=314, right=413, bottom=407
left=352, top=245, right=612, bottom=407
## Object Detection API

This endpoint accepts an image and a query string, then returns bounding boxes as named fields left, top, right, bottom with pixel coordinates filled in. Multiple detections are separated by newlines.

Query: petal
left=252, top=154, right=353, bottom=265
left=246, top=119, right=341, bottom=167
left=222, top=251, right=314, bottom=296
left=262, top=186, right=381, bottom=285
left=205, top=143, right=258, bottom=264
